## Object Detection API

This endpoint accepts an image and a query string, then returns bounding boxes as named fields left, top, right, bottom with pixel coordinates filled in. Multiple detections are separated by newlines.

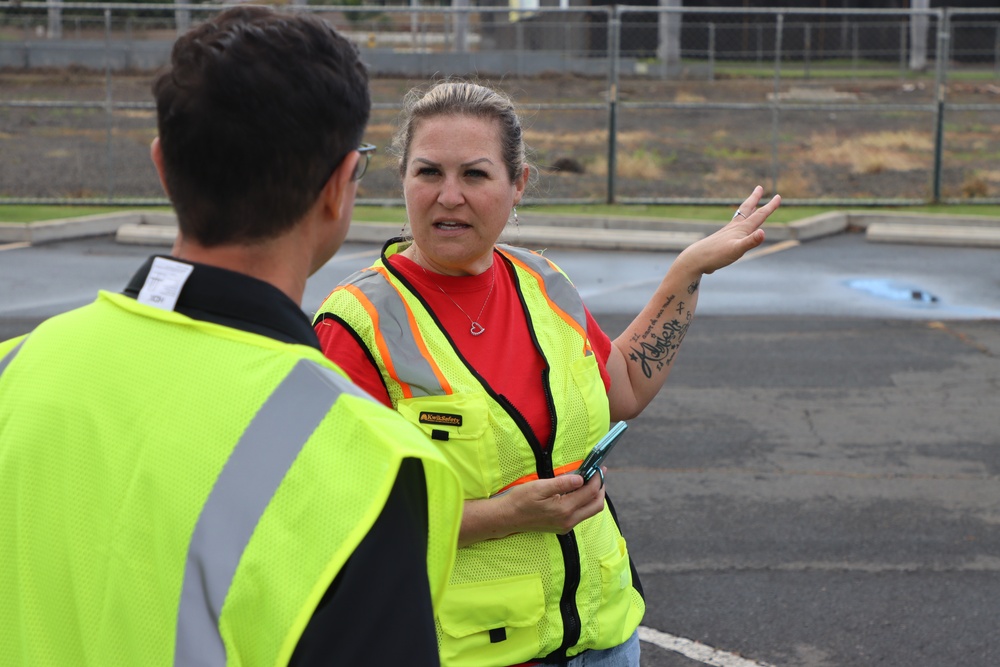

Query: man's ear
left=150, top=137, right=170, bottom=197
left=318, top=150, right=361, bottom=222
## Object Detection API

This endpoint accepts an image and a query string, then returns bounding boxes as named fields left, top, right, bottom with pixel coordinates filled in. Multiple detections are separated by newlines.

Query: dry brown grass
left=114, top=109, right=154, bottom=120
left=961, top=172, right=991, bottom=198
left=775, top=169, right=817, bottom=198
left=804, top=129, right=932, bottom=174
left=704, top=165, right=748, bottom=186
left=526, top=128, right=607, bottom=150
left=587, top=149, right=667, bottom=180
left=675, top=90, right=707, bottom=103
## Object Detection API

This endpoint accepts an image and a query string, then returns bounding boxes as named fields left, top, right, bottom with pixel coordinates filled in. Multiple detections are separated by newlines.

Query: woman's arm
left=606, top=186, right=781, bottom=421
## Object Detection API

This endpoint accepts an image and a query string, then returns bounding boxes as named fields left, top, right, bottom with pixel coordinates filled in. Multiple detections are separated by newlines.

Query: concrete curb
left=5, top=208, right=1000, bottom=251
left=867, top=222, right=1000, bottom=248
left=0, top=211, right=177, bottom=245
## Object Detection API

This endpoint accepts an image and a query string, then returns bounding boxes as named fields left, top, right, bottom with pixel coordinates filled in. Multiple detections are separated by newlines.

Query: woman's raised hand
left=681, top=185, right=782, bottom=276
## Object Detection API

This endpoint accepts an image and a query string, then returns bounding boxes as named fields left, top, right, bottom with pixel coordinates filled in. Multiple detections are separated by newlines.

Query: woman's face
left=402, top=114, right=527, bottom=276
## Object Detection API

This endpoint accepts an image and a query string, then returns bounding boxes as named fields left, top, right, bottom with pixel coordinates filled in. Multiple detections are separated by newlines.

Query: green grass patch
left=521, top=203, right=1000, bottom=224
left=3, top=203, right=999, bottom=227
left=0, top=205, right=145, bottom=223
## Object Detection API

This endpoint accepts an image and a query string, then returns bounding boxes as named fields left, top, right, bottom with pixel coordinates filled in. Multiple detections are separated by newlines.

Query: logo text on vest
left=419, top=412, right=463, bottom=427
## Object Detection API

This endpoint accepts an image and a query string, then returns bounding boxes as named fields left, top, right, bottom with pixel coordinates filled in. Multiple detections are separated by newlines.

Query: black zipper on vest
left=387, top=244, right=584, bottom=657
left=508, top=260, right=583, bottom=662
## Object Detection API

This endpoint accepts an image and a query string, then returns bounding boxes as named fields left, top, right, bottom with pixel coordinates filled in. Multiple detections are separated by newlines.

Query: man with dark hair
left=0, top=7, right=462, bottom=666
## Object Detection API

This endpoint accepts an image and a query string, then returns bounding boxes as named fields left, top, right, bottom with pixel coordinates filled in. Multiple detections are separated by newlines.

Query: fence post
left=104, top=7, right=115, bottom=202
left=851, top=21, right=859, bottom=80
left=756, top=23, right=763, bottom=64
left=606, top=9, right=620, bottom=204
left=175, top=0, right=191, bottom=36
left=708, top=22, right=715, bottom=81
left=769, top=13, right=783, bottom=197
left=899, top=20, right=907, bottom=80
left=454, top=0, right=468, bottom=52
left=47, top=0, right=63, bottom=39
left=516, top=20, right=524, bottom=78
left=804, top=21, right=811, bottom=79
left=931, top=9, right=949, bottom=203
left=995, top=23, right=999, bottom=77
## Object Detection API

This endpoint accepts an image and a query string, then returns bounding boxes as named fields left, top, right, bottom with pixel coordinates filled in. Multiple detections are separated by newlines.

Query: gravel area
left=2, top=69, right=999, bottom=203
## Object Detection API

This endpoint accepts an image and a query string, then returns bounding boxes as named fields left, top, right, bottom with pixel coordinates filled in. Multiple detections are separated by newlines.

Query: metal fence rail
left=2, top=3, right=999, bottom=206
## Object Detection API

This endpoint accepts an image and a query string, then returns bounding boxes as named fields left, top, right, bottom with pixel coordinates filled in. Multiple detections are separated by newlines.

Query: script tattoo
left=630, top=295, right=675, bottom=343
left=627, top=294, right=693, bottom=379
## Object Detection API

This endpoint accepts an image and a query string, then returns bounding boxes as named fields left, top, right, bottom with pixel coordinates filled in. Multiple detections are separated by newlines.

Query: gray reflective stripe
left=348, top=273, right=445, bottom=398
left=0, top=339, right=26, bottom=378
left=339, top=266, right=376, bottom=288
left=174, top=358, right=360, bottom=666
left=500, top=246, right=588, bottom=332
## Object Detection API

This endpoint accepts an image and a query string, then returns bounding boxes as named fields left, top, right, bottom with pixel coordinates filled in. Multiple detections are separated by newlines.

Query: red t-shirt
left=315, top=250, right=613, bottom=446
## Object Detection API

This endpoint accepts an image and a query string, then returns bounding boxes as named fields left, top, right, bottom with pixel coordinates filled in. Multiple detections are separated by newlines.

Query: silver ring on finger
left=733, top=209, right=748, bottom=219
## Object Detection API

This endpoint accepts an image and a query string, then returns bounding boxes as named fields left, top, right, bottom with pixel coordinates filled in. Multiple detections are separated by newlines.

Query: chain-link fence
left=2, top=3, right=1000, bottom=206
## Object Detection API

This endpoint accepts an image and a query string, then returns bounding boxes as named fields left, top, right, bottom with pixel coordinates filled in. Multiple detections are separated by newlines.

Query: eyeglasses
left=318, top=143, right=377, bottom=194
left=352, top=143, right=377, bottom=182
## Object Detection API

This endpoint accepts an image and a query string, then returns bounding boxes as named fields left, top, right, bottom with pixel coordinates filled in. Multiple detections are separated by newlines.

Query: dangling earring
left=512, top=206, right=518, bottom=226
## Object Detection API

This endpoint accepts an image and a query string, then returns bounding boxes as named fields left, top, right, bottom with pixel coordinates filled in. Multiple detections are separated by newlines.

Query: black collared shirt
left=124, top=255, right=320, bottom=347
left=124, top=256, right=439, bottom=666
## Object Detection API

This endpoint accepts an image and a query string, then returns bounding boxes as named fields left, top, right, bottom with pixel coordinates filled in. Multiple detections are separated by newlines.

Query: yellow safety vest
left=315, top=240, right=644, bottom=667
left=0, top=290, right=462, bottom=667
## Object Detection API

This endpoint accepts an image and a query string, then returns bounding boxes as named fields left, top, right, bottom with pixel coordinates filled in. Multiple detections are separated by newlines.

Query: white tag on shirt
left=137, top=257, right=194, bottom=311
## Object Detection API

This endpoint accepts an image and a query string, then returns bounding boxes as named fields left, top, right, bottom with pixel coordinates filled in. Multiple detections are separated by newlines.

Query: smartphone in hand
left=576, top=421, right=628, bottom=482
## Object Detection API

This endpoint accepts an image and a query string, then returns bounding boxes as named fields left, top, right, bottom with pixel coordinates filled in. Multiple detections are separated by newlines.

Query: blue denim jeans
left=558, top=631, right=641, bottom=667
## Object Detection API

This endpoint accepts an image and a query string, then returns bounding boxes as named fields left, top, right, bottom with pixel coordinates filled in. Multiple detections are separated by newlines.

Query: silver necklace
left=422, top=261, right=496, bottom=336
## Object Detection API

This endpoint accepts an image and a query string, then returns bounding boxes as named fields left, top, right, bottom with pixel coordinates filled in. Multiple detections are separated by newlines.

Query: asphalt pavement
left=1, top=227, right=998, bottom=667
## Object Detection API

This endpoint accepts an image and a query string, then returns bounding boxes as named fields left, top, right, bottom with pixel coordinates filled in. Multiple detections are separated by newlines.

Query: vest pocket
left=438, top=574, right=545, bottom=667
left=396, top=393, right=499, bottom=498
left=593, top=535, right=638, bottom=646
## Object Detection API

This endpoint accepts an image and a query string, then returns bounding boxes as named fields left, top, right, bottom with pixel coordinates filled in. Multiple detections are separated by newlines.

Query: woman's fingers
left=733, top=185, right=764, bottom=220
left=733, top=188, right=781, bottom=227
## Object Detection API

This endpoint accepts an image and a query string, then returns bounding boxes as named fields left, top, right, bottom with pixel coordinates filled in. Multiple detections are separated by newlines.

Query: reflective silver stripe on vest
left=0, top=339, right=26, bottom=378
left=499, top=245, right=588, bottom=332
left=174, top=358, right=367, bottom=666
left=348, top=271, right=446, bottom=398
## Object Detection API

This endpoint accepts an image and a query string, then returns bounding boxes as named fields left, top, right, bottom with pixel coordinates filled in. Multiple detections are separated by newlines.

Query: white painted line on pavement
left=638, top=626, right=776, bottom=667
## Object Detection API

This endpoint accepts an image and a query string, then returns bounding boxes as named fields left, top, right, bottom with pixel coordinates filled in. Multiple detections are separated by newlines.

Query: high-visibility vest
left=0, top=290, right=462, bottom=667
left=315, top=241, right=644, bottom=667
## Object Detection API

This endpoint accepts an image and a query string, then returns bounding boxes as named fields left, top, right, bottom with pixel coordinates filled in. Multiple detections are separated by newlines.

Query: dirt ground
left=2, top=69, right=1000, bottom=203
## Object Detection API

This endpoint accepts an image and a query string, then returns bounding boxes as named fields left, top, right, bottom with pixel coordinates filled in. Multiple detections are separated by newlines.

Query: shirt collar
left=123, top=255, right=321, bottom=350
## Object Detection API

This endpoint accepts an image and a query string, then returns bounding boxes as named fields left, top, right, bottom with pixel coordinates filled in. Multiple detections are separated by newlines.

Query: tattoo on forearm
left=627, top=295, right=693, bottom=378
left=688, top=280, right=700, bottom=295
left=631, top=295, right=674, bottom=343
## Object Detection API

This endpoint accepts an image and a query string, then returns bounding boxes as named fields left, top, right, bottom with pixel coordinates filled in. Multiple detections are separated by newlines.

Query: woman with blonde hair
left=313, top=80, right=780, bottom=667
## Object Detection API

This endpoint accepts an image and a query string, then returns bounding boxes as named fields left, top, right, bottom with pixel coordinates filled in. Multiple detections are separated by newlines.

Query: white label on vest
left=137, top=257, right=194, bottom=311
